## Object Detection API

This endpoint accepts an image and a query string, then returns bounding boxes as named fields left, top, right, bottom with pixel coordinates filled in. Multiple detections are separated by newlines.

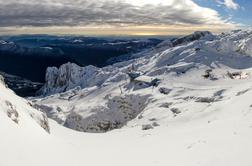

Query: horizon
left=0, top=27, right=231, bottom=36
left=0, top=28, right=241, bottom=37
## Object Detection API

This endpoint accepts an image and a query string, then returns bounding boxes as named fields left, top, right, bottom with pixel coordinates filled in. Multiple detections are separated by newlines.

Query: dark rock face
left=171, top=31, right=214, bottom=47
left=142, top=124, right=153, bottom=130
left=159, top=87, right=172, bottom=95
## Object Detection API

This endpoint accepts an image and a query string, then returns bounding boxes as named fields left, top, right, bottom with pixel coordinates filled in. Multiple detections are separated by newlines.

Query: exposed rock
left=195, top=97, right=216, bottom=103
left=149, top=118, right=157, bottom=121
left=160, top=102, right=173, bottom=108
left=63, top=94, right=151, bottom=133
left=0, top=82, right=50, bottom=133
left=227, top=71, right=249, bottom=80
left=236, top=89, right=250, bottom=96
left=142, top=124, right=153, bottom=130
left=39, top=114, right=50, bottom=133
left=5, top=100, right=19, bottom=124
left=170, top=108, right=181, bottom=115
left=171, top=31, right=214, bottom=47
left=32, top=104, right=65, bottom=125
left=152, top=122, right=160, bottom=127
left=159, top=87, right=172, bottom=95
left=38, top=62, right=125, bottom=96
left=0, top=74, right=6, bottom=87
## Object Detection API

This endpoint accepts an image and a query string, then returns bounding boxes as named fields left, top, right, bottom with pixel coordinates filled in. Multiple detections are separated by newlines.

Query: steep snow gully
left=2, top=30, right=252, bottom=166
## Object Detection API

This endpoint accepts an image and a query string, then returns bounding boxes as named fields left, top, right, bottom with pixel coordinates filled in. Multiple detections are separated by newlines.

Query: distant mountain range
left=0, top=35, right=163, bottom=82
left=0, top=72, right=43, bottom=97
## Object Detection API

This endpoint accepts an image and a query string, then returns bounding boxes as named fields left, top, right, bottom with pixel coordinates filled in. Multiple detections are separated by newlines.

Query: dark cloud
left=0, top=0, right=231, bottom=27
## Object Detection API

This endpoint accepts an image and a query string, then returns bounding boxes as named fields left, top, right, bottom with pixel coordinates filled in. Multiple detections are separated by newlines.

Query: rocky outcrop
left=43, top=94, right=151, bottom=133
left=171, top=31, right=214, bottom=47
left=38, top=62, right=127, bottom=96
left=0, top=74, right=6, bottom=87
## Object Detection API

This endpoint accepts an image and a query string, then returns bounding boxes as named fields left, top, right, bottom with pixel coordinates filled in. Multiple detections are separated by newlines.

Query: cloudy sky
left=0, top=0, right=248, bottom=35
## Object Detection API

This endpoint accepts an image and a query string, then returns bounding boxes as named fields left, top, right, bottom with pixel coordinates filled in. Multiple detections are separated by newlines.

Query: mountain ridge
left=33, top=29, right=252, bottom=133
left=2, top=30, right=252, bottom=166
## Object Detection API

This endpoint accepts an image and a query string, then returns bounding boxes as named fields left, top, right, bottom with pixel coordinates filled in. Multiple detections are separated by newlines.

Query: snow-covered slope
left=0, top=76, right=50, bottom=133
left=33, top=30, right=252, bottom=134
left=3, top=30, right=252, bottom=166
left=3, top=72, right=252, bottom=166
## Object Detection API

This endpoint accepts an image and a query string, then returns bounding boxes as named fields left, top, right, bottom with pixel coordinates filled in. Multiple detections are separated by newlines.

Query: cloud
left=0, top=0, right=236, bottom=29
left=216, top=0, right=240, bottom=10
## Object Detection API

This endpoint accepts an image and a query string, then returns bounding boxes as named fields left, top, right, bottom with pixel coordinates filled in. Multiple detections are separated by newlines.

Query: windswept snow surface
left=3, top=75, right=252, bottom=166
left=2, top=30, right=252, bottom=165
